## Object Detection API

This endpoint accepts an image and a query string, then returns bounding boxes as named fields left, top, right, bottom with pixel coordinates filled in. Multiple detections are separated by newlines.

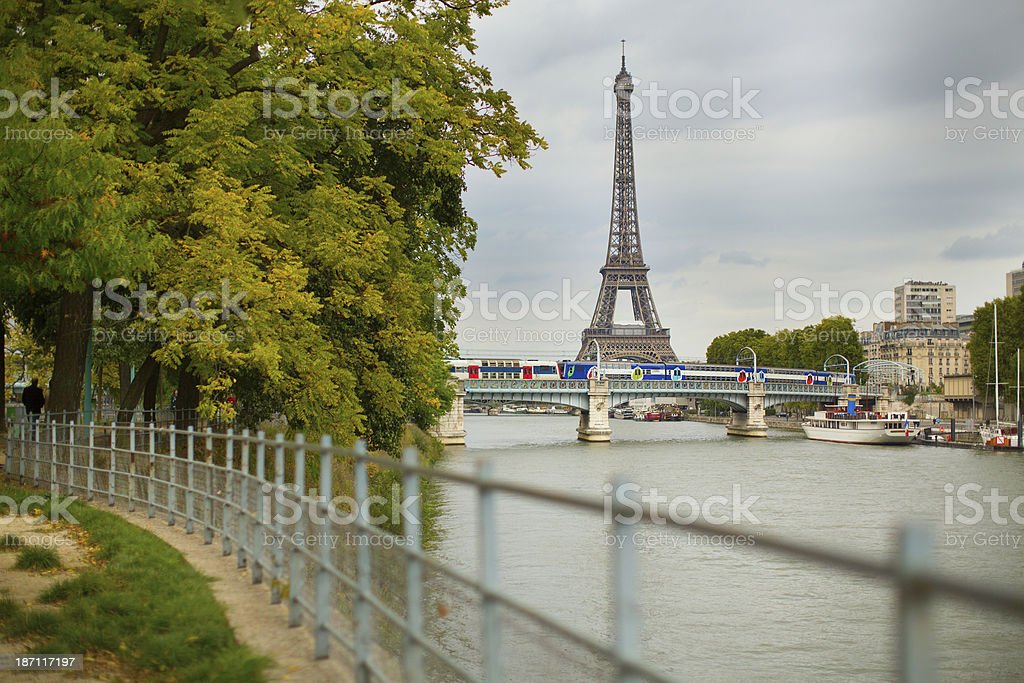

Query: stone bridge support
left=578, top=379, right=612, bottom=442
left=727, top=382, right=767, bottom=437
left=432, top=381, right=466, bottom=446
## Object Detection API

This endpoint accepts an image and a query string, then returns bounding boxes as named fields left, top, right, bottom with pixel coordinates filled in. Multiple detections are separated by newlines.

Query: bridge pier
left=432, top=381, right=466, bottom=446
left=578, top=379, right=612, bottom=443
left=727, top=382, right=768, bottom=437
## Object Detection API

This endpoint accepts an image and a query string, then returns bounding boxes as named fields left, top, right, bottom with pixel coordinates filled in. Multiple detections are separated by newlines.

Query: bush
left=14, top=546, right=62, bottom=571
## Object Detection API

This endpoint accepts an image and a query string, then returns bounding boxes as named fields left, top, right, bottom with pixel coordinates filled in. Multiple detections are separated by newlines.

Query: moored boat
left=802, top=408, right=921, bottom=445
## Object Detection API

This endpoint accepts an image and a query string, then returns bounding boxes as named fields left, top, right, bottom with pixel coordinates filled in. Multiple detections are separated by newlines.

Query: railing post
left=478, top=459, right=502, bottom=682
left=403, top=447, right=424, bottom=683
left=354, top=440, right=373, bottom=683
left=252, top=431, right=266, bottom=584
left=49, top=420, right=57, bottom=496
left=108, top=422, right=116, bottom=506
left=238, top=429, right=250, bottom=570
left=271, top=433, right=285, bottom=604
left=288, top=433, right=306, bottom=628
left=167, top=426, right=177, bottom=526
left=223, top=429, right=234, bottom=557
left=19, top=418, right=26, bottom=483
left=314, top=435, right=333, bottom=660
left=128, top=421, right=137, bottom=513
left=898, top=524, right=933, bottom=683
left=611, top=477, right=641, bottom=683
left=68, top=421, right=76, bottom=495
left=87, top=422, right=94, bottom=501
left=32, top=417, right=40, bottom=486
left=147, top=424, right=156, bottom=519
left=185, top=426, right=195, bottom=534
left=204, top=428, right=214, bottom=545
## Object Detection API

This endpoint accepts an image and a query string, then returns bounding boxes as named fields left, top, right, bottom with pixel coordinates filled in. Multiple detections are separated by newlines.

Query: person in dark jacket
left=21, top=378, right=45, bottom=439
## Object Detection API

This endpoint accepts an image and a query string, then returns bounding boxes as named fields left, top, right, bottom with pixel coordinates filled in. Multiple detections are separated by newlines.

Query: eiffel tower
left=577, top=47, right=678, bottom=363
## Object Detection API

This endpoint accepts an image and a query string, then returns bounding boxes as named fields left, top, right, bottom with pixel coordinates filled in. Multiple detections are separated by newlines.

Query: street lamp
left=594, top=340, right=602, bottom=380
left=824, top=354, right=851, bottom=384
left=736, top=346, right=758, bottom=382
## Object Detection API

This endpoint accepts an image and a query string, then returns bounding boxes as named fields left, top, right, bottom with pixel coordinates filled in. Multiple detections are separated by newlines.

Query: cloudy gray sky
left=455, top=0, right=1024, bottom=360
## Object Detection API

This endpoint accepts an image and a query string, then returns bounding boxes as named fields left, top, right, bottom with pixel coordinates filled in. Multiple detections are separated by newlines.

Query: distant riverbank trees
left=968, top=293, right=1024, bottom=406
left=705, top=317, right=865, bottom=371
left=0, top=0, right=544, bottom=452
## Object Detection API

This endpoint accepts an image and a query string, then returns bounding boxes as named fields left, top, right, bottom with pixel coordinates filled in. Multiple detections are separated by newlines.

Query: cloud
left=719, top=251, right=768, bottom=267
left=941, top=224, right=1024, bottom=261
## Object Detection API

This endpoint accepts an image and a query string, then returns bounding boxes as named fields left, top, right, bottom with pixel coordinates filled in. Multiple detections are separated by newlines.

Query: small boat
left=802, top=406, right=921, bottom=445
left=979, top=424, right=1019, bottom=448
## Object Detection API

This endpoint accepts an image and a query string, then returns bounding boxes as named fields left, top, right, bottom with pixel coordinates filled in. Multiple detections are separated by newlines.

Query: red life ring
left=805, top=373, right=814, bottom=385
left=737, top=370, right=747, bottom=383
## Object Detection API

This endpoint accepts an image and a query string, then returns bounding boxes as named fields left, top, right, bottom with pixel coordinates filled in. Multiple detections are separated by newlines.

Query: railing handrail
left=5, top=417, right=1024, bottom=682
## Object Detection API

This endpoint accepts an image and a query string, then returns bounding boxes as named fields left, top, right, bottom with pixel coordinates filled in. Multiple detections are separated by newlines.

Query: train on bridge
left=448, top=359, right=852, bottom=386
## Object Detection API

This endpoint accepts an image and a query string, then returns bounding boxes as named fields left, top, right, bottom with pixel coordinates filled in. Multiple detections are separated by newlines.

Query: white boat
left=802, top=408, right=921, bottom=445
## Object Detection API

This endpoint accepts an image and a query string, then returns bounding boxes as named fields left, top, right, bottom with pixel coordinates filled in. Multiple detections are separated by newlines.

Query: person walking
left=21, top=378, right=45, bottom=439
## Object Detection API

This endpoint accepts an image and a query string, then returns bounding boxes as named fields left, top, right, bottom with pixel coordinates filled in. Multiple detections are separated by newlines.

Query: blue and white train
left=448, top=359, right=852, bottom=386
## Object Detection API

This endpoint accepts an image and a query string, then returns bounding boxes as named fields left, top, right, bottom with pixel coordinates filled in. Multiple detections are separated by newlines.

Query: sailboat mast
left=994, top=303, right=1000, bottom=424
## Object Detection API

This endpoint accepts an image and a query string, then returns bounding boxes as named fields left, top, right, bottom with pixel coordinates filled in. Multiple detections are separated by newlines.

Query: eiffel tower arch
left=578, top=49, right=678, bottom=363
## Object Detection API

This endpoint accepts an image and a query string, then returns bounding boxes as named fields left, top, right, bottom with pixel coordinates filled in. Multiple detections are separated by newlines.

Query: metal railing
left=5, top=417, right=1024, bottom=682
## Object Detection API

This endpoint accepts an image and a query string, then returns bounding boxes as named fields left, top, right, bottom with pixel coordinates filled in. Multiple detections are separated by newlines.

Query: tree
left=969, top=295, right=1024, bottom=407
left=704, top=317, right=863, bottom=371
left=706, top=329, right=768, bottom=364
left=0, top=0, right=544, bottom=450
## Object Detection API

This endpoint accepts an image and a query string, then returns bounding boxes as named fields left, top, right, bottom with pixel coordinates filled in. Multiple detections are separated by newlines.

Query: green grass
left=0, top=534, right=24, bottom=549
left=13, top=546, right=62, bottom=571
left=0, top=482, right=270, bottom=682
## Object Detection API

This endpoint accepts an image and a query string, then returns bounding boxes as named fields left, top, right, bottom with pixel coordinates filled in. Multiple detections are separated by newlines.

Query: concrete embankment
left=682, top=414, right=804, bottom=432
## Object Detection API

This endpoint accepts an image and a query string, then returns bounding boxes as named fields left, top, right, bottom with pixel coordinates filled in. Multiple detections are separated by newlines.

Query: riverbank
left=681, top=414, right=804, bottom=432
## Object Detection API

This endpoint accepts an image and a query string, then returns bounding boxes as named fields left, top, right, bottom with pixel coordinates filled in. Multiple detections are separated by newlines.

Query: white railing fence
left=5, top=417, right=1024, bottom=683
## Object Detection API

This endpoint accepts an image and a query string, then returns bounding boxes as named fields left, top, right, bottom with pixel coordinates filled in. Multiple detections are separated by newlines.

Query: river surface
left=429, top=415, right=1024, bottom=682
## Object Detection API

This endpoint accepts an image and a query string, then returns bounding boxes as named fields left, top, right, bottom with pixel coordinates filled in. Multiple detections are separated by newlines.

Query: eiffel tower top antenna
left=621, top=39, right=626, bottom=70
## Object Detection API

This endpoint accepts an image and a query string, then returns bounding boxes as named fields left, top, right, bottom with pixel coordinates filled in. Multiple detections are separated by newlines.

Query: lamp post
left=736, top=346, right=758, bottom=382
left=824, top=354, right=852, bottom=384
left=594, top=341, right=602, bottom=380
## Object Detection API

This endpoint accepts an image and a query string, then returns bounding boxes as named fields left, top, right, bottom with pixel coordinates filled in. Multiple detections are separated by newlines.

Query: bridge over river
left=433, top=378, right=883, bottom=444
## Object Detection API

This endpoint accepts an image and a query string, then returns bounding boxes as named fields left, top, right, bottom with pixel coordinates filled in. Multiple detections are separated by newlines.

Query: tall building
left=861, top=321, right=971, bottom=387
left=1007, top=261, right=1024, bottom=297
left=894, top=280, right=957, bottom=324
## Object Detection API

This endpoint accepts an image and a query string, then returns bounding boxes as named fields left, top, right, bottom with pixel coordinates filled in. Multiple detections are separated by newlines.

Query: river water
left=430, top=415, right=1024, bottom=682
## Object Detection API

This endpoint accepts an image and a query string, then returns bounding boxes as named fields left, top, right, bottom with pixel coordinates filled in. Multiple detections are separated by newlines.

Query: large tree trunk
left=142, top=364, right=159, bottom=424
left=118, top=362, right=132, bottom=407
left=116, top=355, right=159, bottom=424
left=176, top=364, right=200, bottom=430
left=48, top=290, right=92, bottom=418
left=0, top=307, right=6, bottom=435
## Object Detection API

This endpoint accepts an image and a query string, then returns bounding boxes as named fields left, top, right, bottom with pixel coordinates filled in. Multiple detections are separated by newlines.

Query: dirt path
left=0, top=441, right=355, bottom=683
left=102, top=506, right=356, bottom=683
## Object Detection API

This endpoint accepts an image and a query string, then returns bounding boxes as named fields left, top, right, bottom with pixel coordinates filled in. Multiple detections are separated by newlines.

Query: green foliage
left=13, top=546, right=61, bottom=571
left=706, top=317, right=865, bottom=371
left=0, top=484, right=269, bottom=681
left=901, top=385, right=919, bottom=405
left=0, top=0, right=543, bottom=451
left=969, top=295, right=1024, bottom=400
